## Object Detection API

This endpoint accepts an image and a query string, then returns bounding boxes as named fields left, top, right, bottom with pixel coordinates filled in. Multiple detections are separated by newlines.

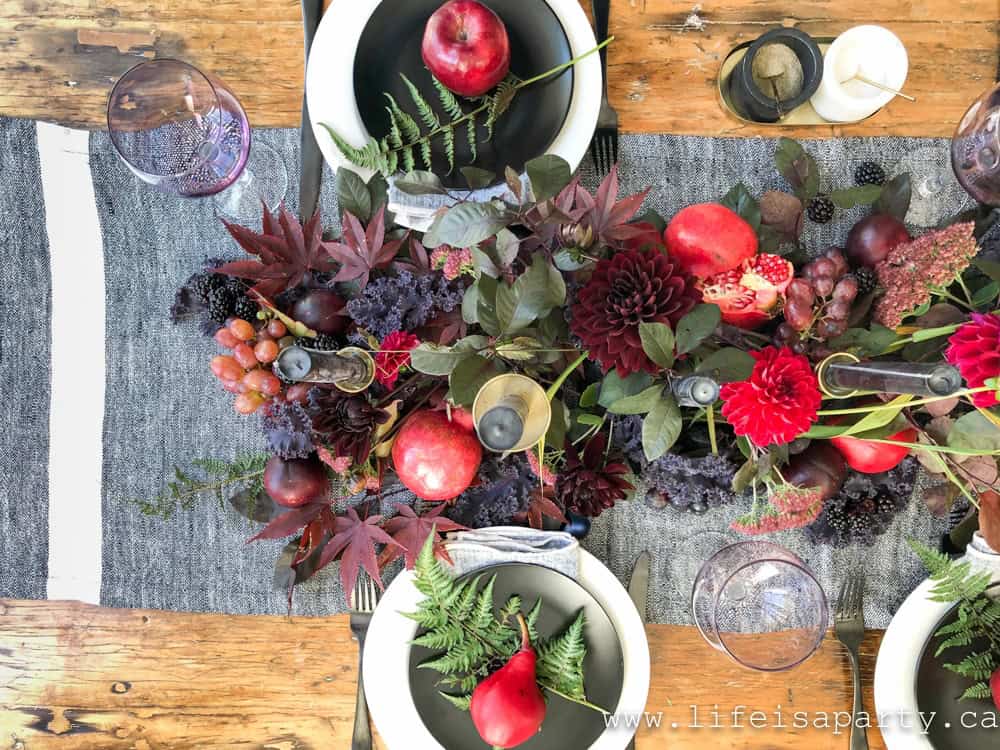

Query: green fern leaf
left=438, top=692, right=472, bottom=711
left=466, top=116, right=477, bottom=161
left=537, top=610, right=587, bottom=699
left=442, top=126, right=456, bottom=173
left=402, top=74, right=440, bottom=131
left=385, top=94, right=421, bottom=144
left=419, top=139, right=433, bottom=170
left=432, top=77, right=464, bottom=120
left=401, top=145, right=416, bottom=173
left=960, top=682, right=993, bottom=701
left=385, top=109, right=404, bottom=149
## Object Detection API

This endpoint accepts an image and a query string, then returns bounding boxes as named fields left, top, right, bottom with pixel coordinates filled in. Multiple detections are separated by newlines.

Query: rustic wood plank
left=0, top=0, right=994, bottom=136
left=0, top=599, right=887, bottom=749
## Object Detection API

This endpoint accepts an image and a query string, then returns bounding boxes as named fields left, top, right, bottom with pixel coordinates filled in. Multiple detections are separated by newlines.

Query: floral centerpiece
left=153, top=137, right=1000, bottom=605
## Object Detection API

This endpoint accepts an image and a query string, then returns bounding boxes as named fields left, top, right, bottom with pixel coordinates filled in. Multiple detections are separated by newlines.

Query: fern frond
left=433, top=77, right=464, bottom=120
left=537, top=610, right=587, bottom=700
left=385, top=94, right=421, bottom=144
left=467, top=116, right=477, bottom=161
left=402, top=74, right=440, bottom=131
left=438, top=692, right=472, bottom=711
left=419, top=139, right=433, bottom=170
left=442, top=126, right=456, bottom=173
left=401, top=145, right=416, bottom=174
left=960, top=682, right=992, bottom=701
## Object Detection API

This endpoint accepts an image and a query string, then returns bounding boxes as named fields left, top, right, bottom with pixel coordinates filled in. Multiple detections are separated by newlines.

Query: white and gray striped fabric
left=0, top=117, right=965, bottom=624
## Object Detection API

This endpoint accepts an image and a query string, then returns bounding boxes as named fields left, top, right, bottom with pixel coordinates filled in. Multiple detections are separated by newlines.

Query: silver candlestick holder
left=272, top=345, right=375, bottom=394
left=816, top=352, right=963, bottom=399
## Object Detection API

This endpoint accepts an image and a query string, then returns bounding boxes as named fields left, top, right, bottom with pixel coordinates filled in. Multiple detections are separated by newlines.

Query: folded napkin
left=967, top=532, right=1000, bottom=597
left=445, top=526, right=579, bottom=579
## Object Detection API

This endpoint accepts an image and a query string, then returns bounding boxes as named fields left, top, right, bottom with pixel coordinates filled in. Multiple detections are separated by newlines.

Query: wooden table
left=0, top=0, right=996, bottom=137
left=0, top=600, right=888, bottom=749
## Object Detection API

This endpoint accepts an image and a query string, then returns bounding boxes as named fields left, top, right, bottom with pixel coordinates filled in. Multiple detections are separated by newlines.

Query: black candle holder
left=727, top=28, right=823, bottom=123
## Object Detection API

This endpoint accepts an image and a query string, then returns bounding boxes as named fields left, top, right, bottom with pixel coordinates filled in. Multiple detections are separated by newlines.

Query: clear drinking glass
left=891, top=145, right=973, bottom=228
left=107, top=58, right=287, bottom=219
left=952, top=82, right=1000, bottom=206
left=691, top=540, right=829, bottom=671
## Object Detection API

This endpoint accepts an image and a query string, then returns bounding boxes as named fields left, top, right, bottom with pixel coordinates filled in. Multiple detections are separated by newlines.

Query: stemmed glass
left=891, top=145, right=973, bottom=228
left=952, top=82, right=1000, bottom=206
left=107, top=59, right=287, bottom=220
left=692, top=540, right=829, bottom=671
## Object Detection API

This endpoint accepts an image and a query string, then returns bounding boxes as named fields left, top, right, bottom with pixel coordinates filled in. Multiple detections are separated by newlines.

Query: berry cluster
left=210, top=317, right=308, bottom=414
left=189, top=271, right=258, bottom=325
left=773, top=248, right=859, bottom=357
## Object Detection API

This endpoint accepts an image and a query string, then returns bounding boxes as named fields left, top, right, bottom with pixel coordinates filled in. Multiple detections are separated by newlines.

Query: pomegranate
left=391, top=408, right=482, bottom=501
left=470, top=613, right=546, bottom=748
left=830, top=424, right=916, bottom=474
left=292, top=289, right=348, bottom=336
left=422, top=0, right=511, bottom=98
left=783, top=441, right=848, bottom=502
left=263, top=455, right=330, bottom=508
left=700, top=253, right=794, bottom=329
left=664, top=203, right=758, bottom=279
left=845, top=214, right=911, bottom=268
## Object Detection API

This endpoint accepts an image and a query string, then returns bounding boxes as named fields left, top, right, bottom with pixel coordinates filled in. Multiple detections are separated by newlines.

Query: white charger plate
left=305, top=0, right=601, bottom=229
left=363, top=549, right=651, bottom=749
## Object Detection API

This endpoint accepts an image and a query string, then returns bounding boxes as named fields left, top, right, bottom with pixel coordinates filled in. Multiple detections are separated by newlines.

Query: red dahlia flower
left=945, top=312, right=1000, bottom=407
left=375, top=331, right=420, bottom=388
left=720, top=346, right=822, bottom=448
left=571, top=249, right=699, bottom=376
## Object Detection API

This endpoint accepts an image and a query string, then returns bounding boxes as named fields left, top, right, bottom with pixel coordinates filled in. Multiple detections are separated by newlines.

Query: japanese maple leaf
left=247, top=501, right=330, bottom=543
left=316, top=506, right=401, bottom=599
left=325, top=207, right=407, bottom=290
left=392, top=236, right=433, bottom=276
left=215, top=203, right=338, bottom=297
left=574, top=165, right=651, bottom=247
left=514, top=486, right=568, bottom=530
left=377, top=503, right=467, bottom=569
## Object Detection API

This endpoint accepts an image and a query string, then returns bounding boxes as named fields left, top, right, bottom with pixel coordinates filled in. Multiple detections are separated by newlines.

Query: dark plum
left=292, top=289, right=348, bottom=335
left=845, top=215, right=911, bottom=268
left=263, top=455, right=330, bottom=508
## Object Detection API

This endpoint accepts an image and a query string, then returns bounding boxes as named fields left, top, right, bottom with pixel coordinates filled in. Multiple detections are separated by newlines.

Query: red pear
left=470, top=613, right=547, bottom=748
left=991, top=666, right=1000, bottom=710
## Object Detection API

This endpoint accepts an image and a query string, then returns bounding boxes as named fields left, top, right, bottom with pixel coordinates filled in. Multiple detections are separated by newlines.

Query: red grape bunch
left=773, top=248, right=859, bottom=358
left=209, top=318, right=309, bottom=414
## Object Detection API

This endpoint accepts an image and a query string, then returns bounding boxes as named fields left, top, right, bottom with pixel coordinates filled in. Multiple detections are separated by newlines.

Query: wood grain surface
left=0, top=599, right=889, bottom=749
left=0, top=0, right=995, bottom=136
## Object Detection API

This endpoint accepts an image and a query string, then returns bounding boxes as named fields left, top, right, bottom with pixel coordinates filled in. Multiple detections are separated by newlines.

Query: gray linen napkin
left=445, top=527, right=579, bottom=579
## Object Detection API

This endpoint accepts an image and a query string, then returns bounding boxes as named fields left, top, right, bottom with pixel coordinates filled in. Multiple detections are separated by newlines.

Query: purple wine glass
left=107, top=59, right=286, bottom=219
left=952, top=82, right=1000, bottom=206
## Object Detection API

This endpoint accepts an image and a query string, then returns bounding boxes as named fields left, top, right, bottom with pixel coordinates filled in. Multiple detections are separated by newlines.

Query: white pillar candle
left=810, top=25, right=908, bottom=123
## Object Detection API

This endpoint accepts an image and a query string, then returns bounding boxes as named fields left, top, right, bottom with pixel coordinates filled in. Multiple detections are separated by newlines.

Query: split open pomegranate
left=700, top=253, right=794, bottom=329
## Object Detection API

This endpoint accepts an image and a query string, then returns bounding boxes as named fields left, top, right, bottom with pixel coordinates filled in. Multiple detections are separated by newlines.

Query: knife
left=625, top=551, right=649, bottom=750
left=299, top=0, right=325, bottom=222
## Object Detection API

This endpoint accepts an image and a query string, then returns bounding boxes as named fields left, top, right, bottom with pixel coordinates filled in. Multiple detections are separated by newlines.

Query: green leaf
left=526, top=154, right=572, bottom=202
left=410, top=343, right=474, bottom=376
left=493, top=228, right=520, bottom=268
left=830, top=184, right=883, bottom=209
left=696, top=348, right=755, bottom=383
left=774, top=138, right=820, bottom=200
left=431, top=77, right=464, bottom=119
left=720, top=183, right=761, bottom=230
left=424, top=203, right=508, bottom=249
left=461, top=284, right=480, bottom=325
left=829, top=324, right=900, bottom=357
left=974, top=258, right=1000, bottom=285
left=495, top=337, right=544, bottom=362
left=495, top=256, right=566, bottom=334
left=608, top=385, right=664, bottom=415
left=336, top=169, right=373, bottom=222
left=971, top=280, right=1000, bottom=308
left=449, top=355, right=504, bottom=407
left=675, top=304, right=722, bottom=355
left=731, top=458, right=756, bottom=493
left=471, top=246, right=499, bottom=279
left=642, top=395, right=683, bottom=461
left=579, top=383, right=600, bottom=409
left=598, top=370, right=654, bottom=408
left=638, top=322, right=675, bottom=369
left=838, top=395, right=915, bottom=437
left=461, top=166, right=495, bottom=190
left=546, top=398, right=568, bottom=449
left=948, top=411, right=1000, bottom=452
left=394, top=170, right=448, bottom=196
left=401, top=74, right=440, bottom=131
left=576, top=412, right=604, bottom=427
left=475, top=276, right=501, bottom=336
left=876, top=173, right=912, bottom=220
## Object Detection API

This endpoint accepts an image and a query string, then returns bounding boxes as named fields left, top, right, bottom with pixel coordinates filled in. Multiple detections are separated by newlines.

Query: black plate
left=408, top=563, right=625, bottom=749
left=353, top=0, right=573, bottom=189
left=915, top=600, right=999, bottom=749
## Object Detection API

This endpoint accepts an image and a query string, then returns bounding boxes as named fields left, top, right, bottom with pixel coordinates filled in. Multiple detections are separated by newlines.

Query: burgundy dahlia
left=308, top=389, right=389, bottom=465
left=720, top=346, right=821, bottom=448
left=571, top=249, right=700, bottom=375
left=946, top=313, right=1000, bottom=407
left=555, top=434, right=634, bottom=519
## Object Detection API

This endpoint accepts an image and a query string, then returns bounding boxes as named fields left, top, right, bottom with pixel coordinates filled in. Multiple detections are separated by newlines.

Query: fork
left=834, top=571, right=869, bottom=750
left=350, top=572, right=379, bottom=750
left=589, top=0, right=618, bottom=175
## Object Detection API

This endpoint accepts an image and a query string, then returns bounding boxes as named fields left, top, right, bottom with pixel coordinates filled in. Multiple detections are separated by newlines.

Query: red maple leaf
left=315, top=506, right=401, bottom=599
left=325, top=207, right=407, bottom=290
left=247, top=501, right=329, bottom=543
left=377, top=503, right=467, bottom=569
left=215, top=203, right=338, bottom=297
left=514, top=486, right=568, bottom=530
left=574, top=164, right=650, bottom=247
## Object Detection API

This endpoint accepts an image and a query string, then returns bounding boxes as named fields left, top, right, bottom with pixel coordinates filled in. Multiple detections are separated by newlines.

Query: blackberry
left=853, top=267, right=878, bottom=295
left=207, top=286, right=236, bottom=323
left=188, top=273, right=217, bottom=304
left=233, top=294, right=258, bottom=322
left=806, top=195, right=835, bottom=224
left=854, top=161, right=886, bottom=187
left=297, top=334, right=339, bottom=351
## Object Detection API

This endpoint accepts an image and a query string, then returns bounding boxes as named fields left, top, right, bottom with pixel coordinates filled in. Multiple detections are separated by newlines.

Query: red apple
left=845, top=214, right=911, bottom=268
left=991, top=666, right=1000, bottom=710
left=392, top=408, right=483, bottom=501
left=422, top=0, right=511, bottom=98
left=264, top=455, right=330, bottom=508
left=664, top=203, right=758, bottom=279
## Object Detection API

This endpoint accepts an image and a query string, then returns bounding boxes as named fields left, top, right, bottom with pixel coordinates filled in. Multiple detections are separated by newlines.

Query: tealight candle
left=810, top=25, right=908, bottom=123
